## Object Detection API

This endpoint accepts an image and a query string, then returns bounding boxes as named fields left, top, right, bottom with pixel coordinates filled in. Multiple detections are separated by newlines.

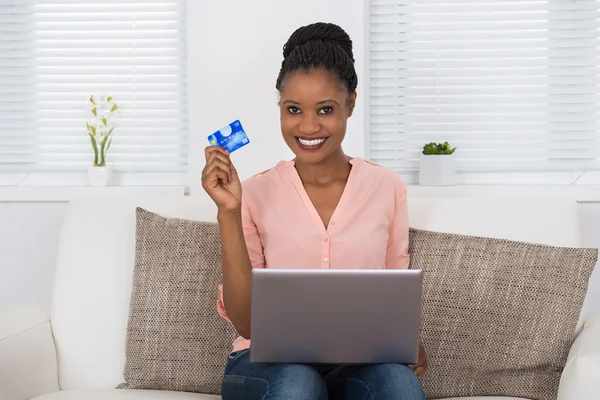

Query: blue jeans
left=221, top=349, right=426, bottom=400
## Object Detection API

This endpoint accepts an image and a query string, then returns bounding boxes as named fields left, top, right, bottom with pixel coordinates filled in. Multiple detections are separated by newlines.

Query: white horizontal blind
left=0, top=0, right=187, bottom=174
left=369, top=0, right=600, bottom=177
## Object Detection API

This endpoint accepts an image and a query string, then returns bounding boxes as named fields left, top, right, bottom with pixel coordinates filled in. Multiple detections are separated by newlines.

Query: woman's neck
left=294, top=149, right=352, bottom=186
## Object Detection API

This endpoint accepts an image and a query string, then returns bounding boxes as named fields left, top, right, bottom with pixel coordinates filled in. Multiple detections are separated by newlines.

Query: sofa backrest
left=51, top=196, right=218, bottom=390
left=50, top=194, right=586, bottom=390
left=407, top=196, right=582, bottom=247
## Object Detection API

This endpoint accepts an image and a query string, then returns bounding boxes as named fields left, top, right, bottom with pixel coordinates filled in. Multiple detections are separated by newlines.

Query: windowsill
left=407, top=184, right=600, bottom=202
left=0, top=186, right=188, bottom=202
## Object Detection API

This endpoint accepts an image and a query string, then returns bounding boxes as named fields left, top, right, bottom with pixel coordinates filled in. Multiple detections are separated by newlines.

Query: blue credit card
left=208, top=120, right=250, bottom=153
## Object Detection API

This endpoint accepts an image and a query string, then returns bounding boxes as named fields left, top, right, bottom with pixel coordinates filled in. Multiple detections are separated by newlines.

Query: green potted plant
left=419, top=141, right=457, bottom=185
left=86, top=94, right=119, bottom=186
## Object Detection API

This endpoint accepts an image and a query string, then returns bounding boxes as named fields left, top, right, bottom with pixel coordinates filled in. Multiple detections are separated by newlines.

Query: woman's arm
left=385, top=177, right=410, bottom=269
left=385, top=176, right=427, bottom=375
left=217, top=200, right=265, bottom=339
left=201, top=145, right=263, bottom=339
left=218, top=209, right=254, bottom=339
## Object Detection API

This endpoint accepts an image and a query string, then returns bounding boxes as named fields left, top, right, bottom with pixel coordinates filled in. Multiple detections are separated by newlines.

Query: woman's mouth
left=295, top=137, right=328, bottom=151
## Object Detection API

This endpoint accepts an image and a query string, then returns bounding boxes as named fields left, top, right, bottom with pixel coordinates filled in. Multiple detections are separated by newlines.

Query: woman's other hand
left=410, top=343, right=427, bottom=376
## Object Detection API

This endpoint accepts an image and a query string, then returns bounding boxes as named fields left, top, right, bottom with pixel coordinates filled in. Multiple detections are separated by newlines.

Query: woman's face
left=279, top=68, right=356, bottom=165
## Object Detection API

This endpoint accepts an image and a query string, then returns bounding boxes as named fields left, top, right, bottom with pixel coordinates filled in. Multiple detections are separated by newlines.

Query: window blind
left=0, top=0, right=187, bottom=175
left=369, top=0, right=600, bottom=180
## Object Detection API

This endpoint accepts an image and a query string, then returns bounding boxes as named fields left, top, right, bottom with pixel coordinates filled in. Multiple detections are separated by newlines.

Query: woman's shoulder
left=242, top=161, right=289, bottom=185
left=354, top=158, right=407, bottom=192
left=241, top=161, right=292, bottom=201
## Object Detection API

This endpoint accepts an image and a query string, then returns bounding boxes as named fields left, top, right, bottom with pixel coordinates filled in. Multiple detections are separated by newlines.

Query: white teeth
left=298, top=138, right=326, bottom=147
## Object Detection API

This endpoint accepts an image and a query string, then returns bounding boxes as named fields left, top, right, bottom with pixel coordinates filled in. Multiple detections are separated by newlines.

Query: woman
left=202, top=22, right=427, bottom=400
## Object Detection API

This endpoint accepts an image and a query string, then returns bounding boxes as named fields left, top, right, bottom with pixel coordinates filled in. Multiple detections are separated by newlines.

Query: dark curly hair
left=276, top=22, right=358, bottom=94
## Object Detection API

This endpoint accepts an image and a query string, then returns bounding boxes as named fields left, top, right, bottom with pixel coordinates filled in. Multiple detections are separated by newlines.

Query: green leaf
left=100, top=134, right=109, bottom=151
left=104, top=127, right=115, bottom=159
left=422, top=141, right=457, bottom=155
left=88, top=132, right=99, bottom=165
left=422, top=142, right=437, bottom=155
left=99, top=129, right=113, bottom=165
left=105, top=137, right=113, bottom=155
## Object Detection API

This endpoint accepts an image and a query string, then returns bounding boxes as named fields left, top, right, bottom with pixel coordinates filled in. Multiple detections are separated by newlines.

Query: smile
left=295, top=137, right=329, bottom=152
left=297, top=137, right=327, bottom=146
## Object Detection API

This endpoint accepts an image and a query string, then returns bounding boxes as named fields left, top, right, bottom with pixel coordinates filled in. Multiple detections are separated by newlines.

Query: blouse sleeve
left=217, top=200, right=265, bottom=321
left=385, top=178, right=410, bottom=270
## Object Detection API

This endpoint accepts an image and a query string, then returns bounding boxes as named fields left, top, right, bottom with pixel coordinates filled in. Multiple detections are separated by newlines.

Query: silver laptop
left=250, top=268, right=423, bottom=365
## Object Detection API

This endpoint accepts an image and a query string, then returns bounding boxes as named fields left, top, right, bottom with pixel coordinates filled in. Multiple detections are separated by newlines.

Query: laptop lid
left=250, top=269, right=423, bottom=364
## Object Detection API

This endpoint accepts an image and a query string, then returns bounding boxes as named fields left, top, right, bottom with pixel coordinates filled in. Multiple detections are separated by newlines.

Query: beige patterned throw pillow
left=119, top=208, right=238, bottom=394
left=409, top=228, right=597, bottom=400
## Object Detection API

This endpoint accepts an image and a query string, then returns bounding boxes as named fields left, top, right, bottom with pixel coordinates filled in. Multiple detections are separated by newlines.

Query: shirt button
left=330, top=221, right=336, bottom=226
left=324, top=238, right=329, bottom=242
left=324, top=258, right=329, bottom=262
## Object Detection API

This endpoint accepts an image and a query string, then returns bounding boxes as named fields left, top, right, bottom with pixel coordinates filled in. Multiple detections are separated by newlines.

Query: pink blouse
left=217, top=157, right=409, bottom=352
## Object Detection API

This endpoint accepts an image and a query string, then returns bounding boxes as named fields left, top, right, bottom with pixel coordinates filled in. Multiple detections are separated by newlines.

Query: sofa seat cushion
left=31, top=391, right=528, bottom=400
left=32, top=390, right=220, bottom=400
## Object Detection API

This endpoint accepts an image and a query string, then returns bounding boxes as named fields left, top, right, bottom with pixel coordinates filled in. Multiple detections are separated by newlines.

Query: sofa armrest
left=0, top=306, right=60, bottom=400
left=558, top=313, right=600, bottom=400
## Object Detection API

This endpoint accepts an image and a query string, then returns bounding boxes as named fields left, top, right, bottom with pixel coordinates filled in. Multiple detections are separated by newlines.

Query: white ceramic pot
left=88, top=166, right=112, bottom=187
left=419, top=154, right=456, bottom=186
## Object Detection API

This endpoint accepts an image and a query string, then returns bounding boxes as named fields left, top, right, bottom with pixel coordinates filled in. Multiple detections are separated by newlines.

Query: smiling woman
left=201, top=22, right=426, bottom=400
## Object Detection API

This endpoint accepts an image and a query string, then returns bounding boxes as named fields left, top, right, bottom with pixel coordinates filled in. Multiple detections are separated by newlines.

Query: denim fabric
left=222, top=350, right=426, bottom=400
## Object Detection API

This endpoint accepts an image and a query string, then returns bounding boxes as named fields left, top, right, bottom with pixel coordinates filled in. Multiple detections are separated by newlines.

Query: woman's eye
left=288, top=106, right=301, bottom=114
left=319, top=107, right=333, bottom=115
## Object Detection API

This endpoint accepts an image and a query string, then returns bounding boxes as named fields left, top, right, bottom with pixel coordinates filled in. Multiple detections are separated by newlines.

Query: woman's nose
left=298, top=114, right=320, bottom=135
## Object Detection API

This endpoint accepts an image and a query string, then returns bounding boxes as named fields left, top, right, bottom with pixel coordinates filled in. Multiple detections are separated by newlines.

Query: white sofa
left=1, top=195, right=599, bottom=400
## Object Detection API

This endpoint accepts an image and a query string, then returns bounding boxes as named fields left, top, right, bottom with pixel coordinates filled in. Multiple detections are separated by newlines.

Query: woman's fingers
left=202, top=145, right=240, bottom=189
left=410, top=364, right=427, bottom=377
left=230, top=161, right=239, bottom=179
left=207, top=151, right=232, bottom=170
left=202, top=162, right=231, bottom=185
left=205, top=145, right=229, bottom=159
left=410, top=357, right=426, bottom=376
left=212, top=157, right=232, bottom=177
left=205, top=146, right=230, bottom=168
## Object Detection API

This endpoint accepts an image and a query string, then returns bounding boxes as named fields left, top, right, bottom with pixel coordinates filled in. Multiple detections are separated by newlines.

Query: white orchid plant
left=87, top=94, right=119, bottom=166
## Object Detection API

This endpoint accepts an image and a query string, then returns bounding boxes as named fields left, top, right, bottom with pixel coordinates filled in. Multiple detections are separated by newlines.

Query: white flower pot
left=419, top=154, right=456, bottom=186
left=88, top=166, right=112, bottom=187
